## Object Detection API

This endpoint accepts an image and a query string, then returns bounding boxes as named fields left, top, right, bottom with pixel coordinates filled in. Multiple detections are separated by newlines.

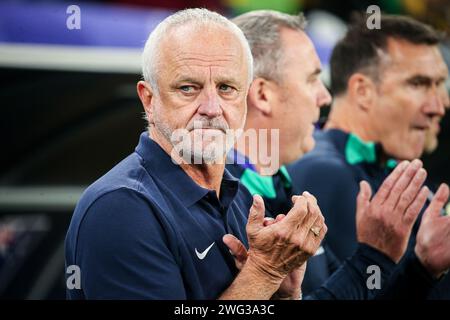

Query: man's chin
left=385, top=145, right=424, bottom=162
left=424, top=138, right=438, bottom=154
left=180, top=143, right=230, bottom=165
left=284, top=139, right=315, bottom=166
left=302, top=136, right=316, bottom=155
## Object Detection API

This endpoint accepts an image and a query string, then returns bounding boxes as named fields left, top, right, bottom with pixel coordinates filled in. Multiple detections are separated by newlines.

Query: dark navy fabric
left=226, top=151, right=396, bottom=299
left=65, top=132, right=252, bottom=299
left=64, top=130, right=442, bottom=300
left=287, top=128, right=448, bottom=299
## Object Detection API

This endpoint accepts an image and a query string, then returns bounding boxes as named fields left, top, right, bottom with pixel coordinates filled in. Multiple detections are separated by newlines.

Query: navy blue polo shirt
left=65, top=132, right=252, bottom=299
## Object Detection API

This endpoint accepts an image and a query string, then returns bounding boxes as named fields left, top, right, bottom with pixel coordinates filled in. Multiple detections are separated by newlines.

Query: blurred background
left=0, top=0, right=449, bottom=299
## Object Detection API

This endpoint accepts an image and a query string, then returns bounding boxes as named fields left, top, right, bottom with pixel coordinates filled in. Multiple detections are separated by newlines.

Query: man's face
left=270, top=28, right=332, bottom=164
left=145, top=24, right=250, bottom=163
left=370, top=38, right=448, bottom=160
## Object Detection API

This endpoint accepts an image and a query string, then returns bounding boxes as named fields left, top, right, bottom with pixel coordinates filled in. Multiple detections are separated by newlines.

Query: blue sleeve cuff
left=305, top=243, right=396, bottom=300
left=375, top=249, right=439, bottom=299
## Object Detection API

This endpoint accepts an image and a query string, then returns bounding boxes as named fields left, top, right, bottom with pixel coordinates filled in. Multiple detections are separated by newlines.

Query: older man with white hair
left=65, top=8, right=327, bottom=300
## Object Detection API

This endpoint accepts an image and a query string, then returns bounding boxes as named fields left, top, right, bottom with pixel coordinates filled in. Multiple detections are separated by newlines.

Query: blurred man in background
left=288, top=14, right=450, bottom=298
left=226, top=10, right=450, bottom=299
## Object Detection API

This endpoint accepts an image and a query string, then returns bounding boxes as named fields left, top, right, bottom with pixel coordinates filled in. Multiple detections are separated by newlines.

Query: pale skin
left=356, top=159, right=429, bottom=263
left=236, top=28, right=332, bottom=173
left=136, top=23, right=326, bottom=299
left=137, top=24, right=249, bottom=196
left=327, top=38, right=448, bottom=160
left=326, top=36, right=450, bottom=277
left=415, top=183, right=450, bottom=278
left=424, top=87, right=449, bottom=153
left=223, top=192, right=320, bottom=300
left=221, top=193, right=326, bottom=299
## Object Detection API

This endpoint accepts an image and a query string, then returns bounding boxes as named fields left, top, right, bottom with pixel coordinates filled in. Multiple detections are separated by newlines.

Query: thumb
left=223, top=234, right=248, bottom=266
left=356, top=181, right=372, bottom=221
left=423, top=183, right=450, bottom=222
left=247, top=195, right=265, bottom=233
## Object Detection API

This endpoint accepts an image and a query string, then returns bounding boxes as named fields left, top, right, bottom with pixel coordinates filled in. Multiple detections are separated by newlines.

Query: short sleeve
left=73, top=188, right=185, bottom=299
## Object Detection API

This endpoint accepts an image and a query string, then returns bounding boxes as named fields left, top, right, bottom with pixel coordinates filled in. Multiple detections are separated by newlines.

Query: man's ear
left=247, top=78, right=275, bottom=116
left=347, top=73, right=377, bottom=112
left=137, top=80, right=155, bottom=124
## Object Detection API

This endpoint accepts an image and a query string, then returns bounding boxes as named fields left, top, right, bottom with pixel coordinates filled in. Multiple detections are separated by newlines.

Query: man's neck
left=149, top=129, right=225, bottom=197
left=326, top=101, right=394, bottom=166
left=326, top=99, right=378, bottom=143
left=180, top=162, right=225, bottom=197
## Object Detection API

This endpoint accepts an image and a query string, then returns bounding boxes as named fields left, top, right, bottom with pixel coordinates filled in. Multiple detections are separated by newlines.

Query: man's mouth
left=411, top=124, right=430, bottom=132
left=191, top=127, right=226, bottom=134
left=435, top=122, right=441, bottom=134
left=431, top=121, right=441, bottom=134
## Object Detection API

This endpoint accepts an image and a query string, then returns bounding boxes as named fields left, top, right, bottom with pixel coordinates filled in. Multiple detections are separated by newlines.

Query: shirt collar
left=135, top=132, right=240, bottom=208
left=227, top=148, right=258, bottom=171
left=325, top=129, right=397, bottom=169
left=227, top=149, right=292, bottom=199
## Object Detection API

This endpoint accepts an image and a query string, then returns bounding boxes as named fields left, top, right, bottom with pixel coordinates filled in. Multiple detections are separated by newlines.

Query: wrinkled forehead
left=380, top=38, right=448, bottom=80
left=159, top=23, right=248, bottom=75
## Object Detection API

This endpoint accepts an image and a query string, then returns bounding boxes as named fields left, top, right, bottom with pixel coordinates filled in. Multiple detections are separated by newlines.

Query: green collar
left=345, top=133, right=397, bottom=169
left=240, top=165, right=292, bottom=199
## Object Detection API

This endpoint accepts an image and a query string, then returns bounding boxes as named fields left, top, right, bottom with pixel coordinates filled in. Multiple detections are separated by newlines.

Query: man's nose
left=439, top=86, right=449, bottom=110
left=197, top=88, right=223, bottom=118
left=424, top=88, right=446, bottom=118
left=317, top=82, right=332, bottom=108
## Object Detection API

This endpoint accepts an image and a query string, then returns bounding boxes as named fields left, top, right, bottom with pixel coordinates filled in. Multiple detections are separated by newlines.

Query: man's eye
left=408, top=79, right=430, bottom=88
left=219, top=84, right=233, bottom=92
left=180, top=86, right=195, bottom=93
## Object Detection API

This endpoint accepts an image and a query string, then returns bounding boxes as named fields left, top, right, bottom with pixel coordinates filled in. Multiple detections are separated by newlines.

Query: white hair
left=142, top=8, right=254, bottom=92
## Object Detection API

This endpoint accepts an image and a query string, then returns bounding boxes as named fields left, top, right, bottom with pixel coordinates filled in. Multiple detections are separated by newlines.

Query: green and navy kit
left=226, top=150, right=399, bottom=299
left=288, top=128, right=449, bottom=299
left=226, top=149, right=295, bottom=217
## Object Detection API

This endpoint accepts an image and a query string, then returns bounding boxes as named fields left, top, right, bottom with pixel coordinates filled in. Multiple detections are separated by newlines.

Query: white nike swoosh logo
left=314, top=246, right=325, bottom=256
left=195, top=242, right=215, bottom=260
